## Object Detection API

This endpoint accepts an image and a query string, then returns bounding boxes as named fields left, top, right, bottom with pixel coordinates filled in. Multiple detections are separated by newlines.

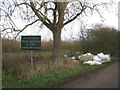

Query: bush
left=77, top=25, right=119, bottom=56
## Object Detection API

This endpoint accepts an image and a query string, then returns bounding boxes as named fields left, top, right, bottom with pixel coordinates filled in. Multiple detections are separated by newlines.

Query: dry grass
left=3, top=52, right=80, bottom=80
left=41, top=41, right=53, bottom=51
left=2, top=39, right=79, bottom=79
left=2, top=39, right=21, bottom=53
left=34, top=58, right=80, bottom=76
left=61, top=41, right=77, bottom=51
left=41, top=40, right=76, bottom=51
left=2, top=39, right=76, bottom=52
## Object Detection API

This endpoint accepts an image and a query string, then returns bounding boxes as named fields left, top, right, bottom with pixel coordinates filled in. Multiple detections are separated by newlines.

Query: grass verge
left=2, top=57, right=119, bottom=88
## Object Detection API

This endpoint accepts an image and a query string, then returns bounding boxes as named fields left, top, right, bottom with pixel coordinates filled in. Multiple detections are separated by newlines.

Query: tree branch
left=53, top=2, right=57, bottom=25
left=30, top=1, right=53, bottom=30
left=15, top=2, right=30, bottom=7
left=0, top=8, right=17, bottom=28
left=64, top=7, right=86, bottom=26
left=57, top=2, right=68, bottom=29
left=14, top=19, right=40, bottom=39
left=16, top=19, right=39, bottom=31
left=37, top=10, right=52, bottom=24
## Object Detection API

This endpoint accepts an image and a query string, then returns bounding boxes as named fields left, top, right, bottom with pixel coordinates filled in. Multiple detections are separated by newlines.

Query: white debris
left=93, top=56, right=101, bottom=61
left=80, top=53, right=93, bottom=61
left=83, top=52, right=110, bottom=65
left=87, top=53, right=92, bottom=55
left=97, top=53, right=104, bottom=58
left=78, top=56, right=81, bottom=59
left=71, top=56, right=76, bottom=60
left=77, top=52, right=80, bottom=54
left=64, top=55, right=67, bottom=58
left=83, top=61, right=102, bottom=65
left=64, top=52, right=110, bottom=65
left=96, top=53, right=110, bottom=60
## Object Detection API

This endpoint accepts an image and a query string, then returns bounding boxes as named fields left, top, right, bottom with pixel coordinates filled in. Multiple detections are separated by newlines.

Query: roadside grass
left=2, top=56, right=119, bottom=88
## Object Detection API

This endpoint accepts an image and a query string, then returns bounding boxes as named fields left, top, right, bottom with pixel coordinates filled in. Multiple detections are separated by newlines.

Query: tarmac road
left=56, top=62, right=119, bottom=88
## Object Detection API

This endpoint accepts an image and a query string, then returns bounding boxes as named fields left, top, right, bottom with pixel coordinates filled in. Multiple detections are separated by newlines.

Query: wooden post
left=30, top=51, right=34, bottom=78
left=29, top=51, right=31, bottom=61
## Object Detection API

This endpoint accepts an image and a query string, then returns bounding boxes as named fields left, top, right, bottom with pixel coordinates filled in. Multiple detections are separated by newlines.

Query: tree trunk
left=52, top=29, right=61, bottom=59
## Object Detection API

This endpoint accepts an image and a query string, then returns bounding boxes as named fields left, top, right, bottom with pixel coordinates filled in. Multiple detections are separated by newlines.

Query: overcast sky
left=1, top=0, right=119, bottom=41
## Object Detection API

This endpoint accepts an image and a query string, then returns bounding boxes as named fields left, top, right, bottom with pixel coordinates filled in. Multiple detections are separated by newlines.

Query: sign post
left=30, top=51, right=33, bottom=77
left=21, top=36, right=41, bottom=78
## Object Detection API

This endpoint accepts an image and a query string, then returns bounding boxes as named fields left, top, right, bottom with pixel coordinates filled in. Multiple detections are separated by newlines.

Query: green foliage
left=77, top=25, right=119, bottom=56
left=10, top=66, right=21, bottom=79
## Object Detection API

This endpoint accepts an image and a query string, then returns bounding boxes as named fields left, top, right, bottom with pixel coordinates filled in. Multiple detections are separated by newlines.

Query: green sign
left=21, top=36, right=41, bottom=50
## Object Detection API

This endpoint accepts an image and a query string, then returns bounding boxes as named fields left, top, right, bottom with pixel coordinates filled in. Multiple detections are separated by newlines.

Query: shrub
left=77, top=25, right=119, bottom=56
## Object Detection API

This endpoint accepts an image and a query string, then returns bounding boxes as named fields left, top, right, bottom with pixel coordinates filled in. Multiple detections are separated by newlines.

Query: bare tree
left=0, top=0, right=113, bottom=59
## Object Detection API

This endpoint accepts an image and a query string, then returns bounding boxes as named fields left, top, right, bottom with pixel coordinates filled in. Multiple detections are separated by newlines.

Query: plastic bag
left=93, top=56, right=101, bottom=61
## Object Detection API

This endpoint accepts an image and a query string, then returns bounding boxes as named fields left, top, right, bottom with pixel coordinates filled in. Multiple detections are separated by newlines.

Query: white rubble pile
left=83, top=53, right=110, bottom=65
left=64, top=52, right=110, bottom=65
